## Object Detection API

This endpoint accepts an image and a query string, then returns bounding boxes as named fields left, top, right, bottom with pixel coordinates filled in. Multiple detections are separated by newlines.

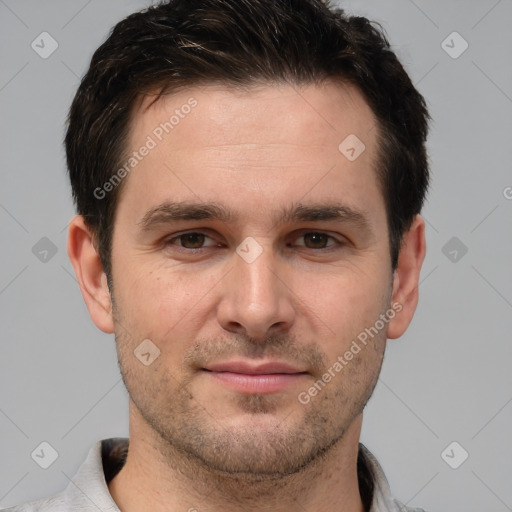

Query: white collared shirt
left=2, top=438, right=427, bottom=512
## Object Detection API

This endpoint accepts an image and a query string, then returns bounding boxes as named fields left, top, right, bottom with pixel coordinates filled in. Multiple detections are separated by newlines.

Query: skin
left=68, top=81, right=426, bottom=512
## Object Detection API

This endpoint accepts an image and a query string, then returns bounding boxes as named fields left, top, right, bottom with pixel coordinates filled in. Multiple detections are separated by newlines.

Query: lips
left=204, top=361, right=307, bottom=375
left=202, top=360, right=309, bottom=394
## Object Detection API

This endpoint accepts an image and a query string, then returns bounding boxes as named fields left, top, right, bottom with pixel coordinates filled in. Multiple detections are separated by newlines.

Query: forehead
left=116, top=81, right=383, bottom=231
left=133, top=80, right=376, bottom=152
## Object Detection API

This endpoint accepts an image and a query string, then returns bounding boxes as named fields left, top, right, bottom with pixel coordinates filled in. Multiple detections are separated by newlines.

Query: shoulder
left=1, top=437, right=127, bottom=512
left=358, top=443, right=429, bottom=512
left=391, top=499, right=428, bottom=512
left=1, top=490, right=67, bottom=511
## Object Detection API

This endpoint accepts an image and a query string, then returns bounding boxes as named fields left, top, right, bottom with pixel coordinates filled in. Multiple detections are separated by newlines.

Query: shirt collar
left=56, top=437, right=422, bottom=512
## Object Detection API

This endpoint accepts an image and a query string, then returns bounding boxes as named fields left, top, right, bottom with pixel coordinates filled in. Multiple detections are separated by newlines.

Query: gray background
left=1, top=1, right=511, bottom=511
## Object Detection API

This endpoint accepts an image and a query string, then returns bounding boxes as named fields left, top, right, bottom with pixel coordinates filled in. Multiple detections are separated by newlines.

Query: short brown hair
left=65, top=0, right=430, bottom=279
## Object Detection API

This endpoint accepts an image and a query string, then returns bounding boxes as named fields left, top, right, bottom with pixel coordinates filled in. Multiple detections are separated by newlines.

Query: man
left=5, top=0, right=430, bottom=510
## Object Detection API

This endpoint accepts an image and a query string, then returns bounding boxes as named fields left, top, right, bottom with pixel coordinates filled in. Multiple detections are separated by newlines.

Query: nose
left=216, top=243, right=296, bottom=341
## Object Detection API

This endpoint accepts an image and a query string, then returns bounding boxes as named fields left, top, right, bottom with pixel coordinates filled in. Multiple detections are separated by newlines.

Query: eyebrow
left=137, top=200, right=374, bottom=236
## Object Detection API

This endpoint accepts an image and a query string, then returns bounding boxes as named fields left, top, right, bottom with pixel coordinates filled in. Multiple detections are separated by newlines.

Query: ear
left=67, top=215, right=114, bottom=333
left=387, top=215, right=426, bottom=339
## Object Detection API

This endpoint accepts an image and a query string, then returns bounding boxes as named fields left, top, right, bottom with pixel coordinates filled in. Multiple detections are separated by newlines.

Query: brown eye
left=302, top=232, right=332, bottom=249
left=178, top=233, right=206, bottom=248
left=165, top=232, right=211, bottom=249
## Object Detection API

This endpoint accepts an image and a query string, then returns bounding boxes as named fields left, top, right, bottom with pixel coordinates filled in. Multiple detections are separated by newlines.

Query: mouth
left=201, top=360, right=309, bottom=394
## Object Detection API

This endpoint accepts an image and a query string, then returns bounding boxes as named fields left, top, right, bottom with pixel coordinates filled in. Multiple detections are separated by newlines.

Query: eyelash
left=164, top=231, right=344, bottom=252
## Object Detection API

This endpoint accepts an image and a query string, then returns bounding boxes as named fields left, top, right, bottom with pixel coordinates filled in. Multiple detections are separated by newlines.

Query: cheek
left=111, top=266, right=201, bottom=379
left=114, top=260, right=219, bottom=342
left=293, top=260, right=391, bottom=342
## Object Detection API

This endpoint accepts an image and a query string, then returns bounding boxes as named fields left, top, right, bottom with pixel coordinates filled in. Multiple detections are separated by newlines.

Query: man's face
left=110, top=81, right=393, bottom=476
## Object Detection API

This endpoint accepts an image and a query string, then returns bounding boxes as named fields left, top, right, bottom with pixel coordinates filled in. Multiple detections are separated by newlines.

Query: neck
left=108, top=404, right=365, bottom=512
